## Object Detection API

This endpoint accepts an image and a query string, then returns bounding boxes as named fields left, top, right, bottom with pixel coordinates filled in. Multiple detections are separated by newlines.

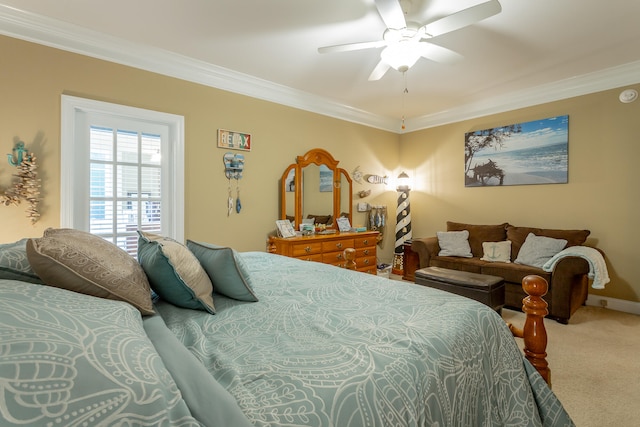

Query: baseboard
left=586, top=295, right=640, bottom=315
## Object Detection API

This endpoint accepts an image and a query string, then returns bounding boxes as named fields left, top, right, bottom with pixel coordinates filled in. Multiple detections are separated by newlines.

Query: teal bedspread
left=0, top=279, right=202, bottom=426
left=155, top=252, right=574, bottom=427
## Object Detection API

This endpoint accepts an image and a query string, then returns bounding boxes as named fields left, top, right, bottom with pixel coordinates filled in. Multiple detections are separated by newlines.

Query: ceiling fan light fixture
left=381, top=41, right=421, bottom=72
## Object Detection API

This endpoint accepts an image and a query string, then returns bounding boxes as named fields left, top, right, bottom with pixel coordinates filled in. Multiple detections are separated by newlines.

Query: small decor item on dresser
left=336, top=216, right=351, bottom=232
left=275, top=219, right=296, bottom=238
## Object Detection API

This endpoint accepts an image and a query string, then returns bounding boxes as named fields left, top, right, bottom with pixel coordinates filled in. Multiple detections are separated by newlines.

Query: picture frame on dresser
left=336, top=217, right=351, bottom=232
left=275, top=219, right=296, bottom=238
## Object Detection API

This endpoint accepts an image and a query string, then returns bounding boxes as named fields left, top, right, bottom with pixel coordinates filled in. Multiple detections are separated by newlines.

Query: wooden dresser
left=268, top=231, right=378, bottom=274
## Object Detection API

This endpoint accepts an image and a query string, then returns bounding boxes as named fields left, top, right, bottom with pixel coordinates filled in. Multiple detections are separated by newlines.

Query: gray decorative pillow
left=0, top=238, right=43, bottom=283
left=26, top=228, right=154, bottom=315
left=514, top=233, right=567, bottom=268
left=437, top=230, right=473, bottom=258
left=138, top=231, right=216, bottom=314
left=186, top=240, right=258, bottom=302
left=481, top=241, right=512, bottom=263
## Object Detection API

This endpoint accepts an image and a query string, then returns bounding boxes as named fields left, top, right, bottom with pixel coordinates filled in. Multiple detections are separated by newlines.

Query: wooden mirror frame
left=280, top=148, right=352, bottom=229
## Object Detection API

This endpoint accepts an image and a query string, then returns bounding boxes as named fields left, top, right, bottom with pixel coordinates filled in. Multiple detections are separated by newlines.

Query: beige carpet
left=502, top=306, right=640, bottom=426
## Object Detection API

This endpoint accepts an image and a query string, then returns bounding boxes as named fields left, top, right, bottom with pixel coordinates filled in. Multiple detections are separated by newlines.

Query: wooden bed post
left=343, top=248, right=357, bottom=270
left=508, top=275, right=551, bottom=387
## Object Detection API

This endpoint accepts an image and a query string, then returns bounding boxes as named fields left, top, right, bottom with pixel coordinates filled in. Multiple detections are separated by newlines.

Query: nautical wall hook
left=223, top=152, right=245, bottom=215
left=8, top=141, right=27, bottom=167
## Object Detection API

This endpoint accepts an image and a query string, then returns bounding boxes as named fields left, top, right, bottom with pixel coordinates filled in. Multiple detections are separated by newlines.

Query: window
left=61, top=95, right=184, bottom=256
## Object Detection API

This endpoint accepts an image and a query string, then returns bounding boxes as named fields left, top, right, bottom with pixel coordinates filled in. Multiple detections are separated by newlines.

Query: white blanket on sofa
left=542, top=246, right=610, bottom=289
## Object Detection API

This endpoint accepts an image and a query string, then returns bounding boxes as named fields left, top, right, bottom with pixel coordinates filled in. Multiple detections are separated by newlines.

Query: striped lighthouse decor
left=392, top=172, right=412, bottom=275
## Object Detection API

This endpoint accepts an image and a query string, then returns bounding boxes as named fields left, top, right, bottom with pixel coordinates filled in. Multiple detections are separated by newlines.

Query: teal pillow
left=186, top=240, right=258, bottom=302
left=138, top=231, right=216, bottom=314
left=0, top=238, right=43, bottom=284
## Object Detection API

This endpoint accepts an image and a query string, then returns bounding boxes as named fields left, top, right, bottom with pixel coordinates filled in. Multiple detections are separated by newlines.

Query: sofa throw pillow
left=137, top=231, right=216, bottom=314
left=506, top=225, right=590, bottom=259
left=481, top=241, right=512, bottom=263
left=437, top=230, right=473, bottom=258
left=26, top=228, right=154, bottom=315
left=0, top=238, right=44, bottom=284
left=514, top=233, right=568, bottom=268
left=186, top=240, right=258, bottom=302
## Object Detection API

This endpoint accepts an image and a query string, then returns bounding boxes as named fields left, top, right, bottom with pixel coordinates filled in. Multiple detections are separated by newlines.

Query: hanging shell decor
left=1, top=142, right=41, bottom=224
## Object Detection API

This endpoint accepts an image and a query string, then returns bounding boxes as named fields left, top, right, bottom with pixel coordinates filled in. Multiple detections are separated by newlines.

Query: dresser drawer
left=356, top=255, right=376, bottom=271
left=354, top=235, right=376, bottom=248
left=296, top=253, right=323, bottom=263
left=358, top=263, right=378, bottom=274
left=323, top=250, right=347, bottom=265
left=356, top=247, right=375, bottom=258
left=322, top=239, right=354, bottom=253
left=291, top=242, right=322, bottom=257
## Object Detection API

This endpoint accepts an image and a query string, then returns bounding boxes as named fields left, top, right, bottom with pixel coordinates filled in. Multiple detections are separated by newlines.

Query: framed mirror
left=280, top=148, right=352, bottom=230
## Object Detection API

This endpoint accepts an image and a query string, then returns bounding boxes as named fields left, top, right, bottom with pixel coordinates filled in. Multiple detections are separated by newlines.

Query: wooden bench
left=414, top=266, right=505, bottom=313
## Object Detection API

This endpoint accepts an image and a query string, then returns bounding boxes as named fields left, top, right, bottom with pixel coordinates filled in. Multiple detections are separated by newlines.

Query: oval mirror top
left=280, top=148, right=352, bottom=230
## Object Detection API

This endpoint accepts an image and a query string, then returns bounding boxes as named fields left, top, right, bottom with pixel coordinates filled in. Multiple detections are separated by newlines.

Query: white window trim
left=60, top=95, right=185, bottom=242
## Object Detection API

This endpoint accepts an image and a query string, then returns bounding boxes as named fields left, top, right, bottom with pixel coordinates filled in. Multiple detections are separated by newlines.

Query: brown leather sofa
left=411, top=221, right=594, bottom=324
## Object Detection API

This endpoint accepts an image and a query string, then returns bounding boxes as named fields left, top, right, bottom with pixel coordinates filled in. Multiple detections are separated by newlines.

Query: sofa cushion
left=436, top=230, right=472, bottom=257
left=507, top=226, right=590, bottom=259
left=430, top=256, right=486, bottom=274
left=481, top=262, right=551, bottom=287
left=447, top=221, right=508, bottom=257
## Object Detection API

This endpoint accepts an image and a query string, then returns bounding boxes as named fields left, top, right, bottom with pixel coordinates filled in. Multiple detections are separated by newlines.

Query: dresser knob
left=336, top=242, right=343, bottom=249
left=364, top=259, right=370, bottom=264
left=305, top=246, right=311, bottom=253
left=363, top=239, right=369, bottom=245
left=363, top=249, right=369, bottom=255
left=337, top=253, right=343, bottom=260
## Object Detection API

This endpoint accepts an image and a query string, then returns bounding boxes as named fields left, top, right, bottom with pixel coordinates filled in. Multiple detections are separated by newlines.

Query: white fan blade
left=318, top=40, right=387, bottom=54
left=421, top=0, right=502, bottom=38
left=368, top=60, right=391, bottom=81
left=418, top=43, right=463, bottom=64
left=374, top=0, right=407, bottom=30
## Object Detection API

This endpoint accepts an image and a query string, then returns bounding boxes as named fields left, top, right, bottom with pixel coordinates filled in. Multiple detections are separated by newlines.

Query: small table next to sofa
left=415, top=266, right=505, bottom=313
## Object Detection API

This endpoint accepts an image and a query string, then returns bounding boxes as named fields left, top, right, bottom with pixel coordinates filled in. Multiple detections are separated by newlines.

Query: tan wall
left=400, top=85, right=640, bottom=303
left=0, top=35, right=400, bottom=260
left=2, top=35, right=637, bottom=304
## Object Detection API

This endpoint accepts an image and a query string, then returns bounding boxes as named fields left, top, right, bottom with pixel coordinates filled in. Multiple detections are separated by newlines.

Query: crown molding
left=1, top=4, right=638, bottom=134
left=405, top=60, right=640, bottom=132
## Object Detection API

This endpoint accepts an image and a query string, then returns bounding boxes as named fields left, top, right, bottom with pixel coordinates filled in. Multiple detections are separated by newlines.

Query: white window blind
left=88, top=126, right=163, bottom=254
left=61, top=95, right=184, bottom=257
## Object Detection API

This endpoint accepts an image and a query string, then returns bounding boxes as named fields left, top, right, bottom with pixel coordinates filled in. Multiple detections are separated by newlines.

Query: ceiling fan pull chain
left=401, top=71, right=408, bottom=130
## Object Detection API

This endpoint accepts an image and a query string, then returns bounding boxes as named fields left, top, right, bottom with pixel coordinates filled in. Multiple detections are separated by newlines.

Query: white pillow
left=437, top=230, right=473, bottom=258
left=481, top=241, right=512, bottom=263
left=514, top=233, right=567, bottom=268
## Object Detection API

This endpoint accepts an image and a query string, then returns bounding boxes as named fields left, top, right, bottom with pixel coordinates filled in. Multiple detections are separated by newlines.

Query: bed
left=0, top=230, right=574, bottom=426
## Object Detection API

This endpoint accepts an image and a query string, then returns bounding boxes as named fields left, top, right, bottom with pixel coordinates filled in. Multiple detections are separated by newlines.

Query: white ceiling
left=1, top=0, right=639, bottom=132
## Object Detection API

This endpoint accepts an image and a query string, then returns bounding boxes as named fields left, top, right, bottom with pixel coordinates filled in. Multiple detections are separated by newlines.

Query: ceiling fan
left=318, top=0, right=502, bottom=81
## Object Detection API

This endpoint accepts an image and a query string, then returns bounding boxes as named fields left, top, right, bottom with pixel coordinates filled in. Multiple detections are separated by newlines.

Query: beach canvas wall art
left=464, top=115, right=569, bottom=187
